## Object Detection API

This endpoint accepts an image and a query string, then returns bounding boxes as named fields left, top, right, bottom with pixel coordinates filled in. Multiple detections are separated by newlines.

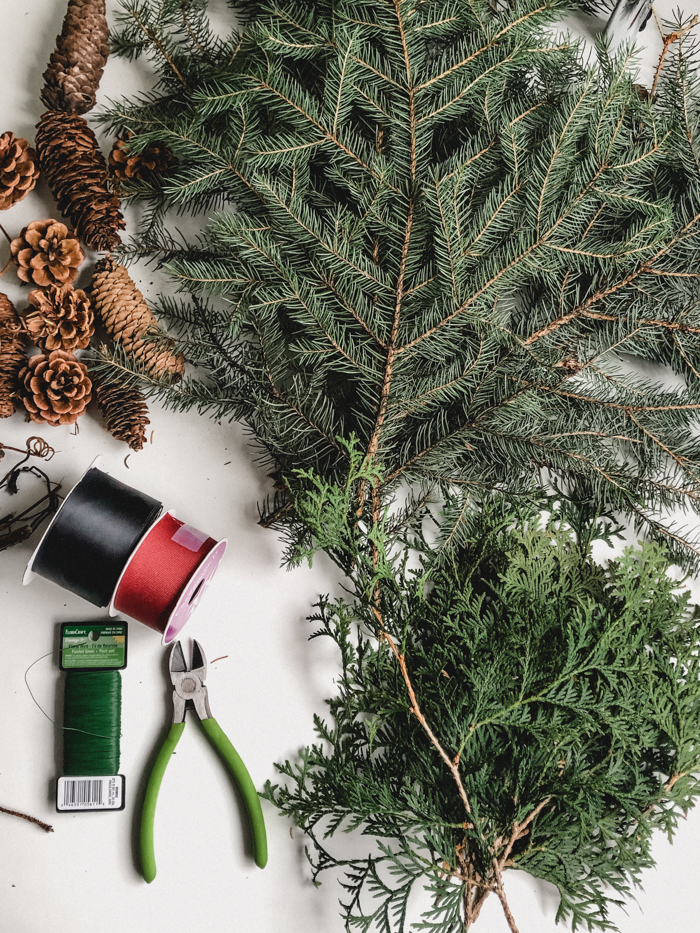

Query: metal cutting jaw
left=169, top=639, right=212, bottom=723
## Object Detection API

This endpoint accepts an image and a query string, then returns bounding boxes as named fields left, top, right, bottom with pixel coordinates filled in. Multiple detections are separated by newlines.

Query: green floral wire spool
left=63, top=671, right=121, bottom=776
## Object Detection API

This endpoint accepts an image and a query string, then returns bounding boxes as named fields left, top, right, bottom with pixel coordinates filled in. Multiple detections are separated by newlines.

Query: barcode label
left=56, top=775, right=125, bottom=812
left=65, top=779, right=102, bottom=806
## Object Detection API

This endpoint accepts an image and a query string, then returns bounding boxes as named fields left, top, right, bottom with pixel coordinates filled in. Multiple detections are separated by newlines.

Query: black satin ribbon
left=32, top=467, right=162, bottom=607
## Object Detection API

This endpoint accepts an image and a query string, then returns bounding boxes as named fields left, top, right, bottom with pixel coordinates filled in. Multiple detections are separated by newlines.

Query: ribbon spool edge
left=111, top=512, right=227, bottom=644
left=161, top=538, right=228, bottom=646
left=23, top=455, right=103, bottom=586
left=108, top=510, right=177, bottom=619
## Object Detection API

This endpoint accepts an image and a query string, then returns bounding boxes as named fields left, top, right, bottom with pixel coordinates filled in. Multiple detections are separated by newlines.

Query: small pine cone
left=109, top=135, right=176, bottom=185
left=0, top=132, right=40, bottom=210
left=91, top=257, right=185, bottom=381
left=0, top=293, right=26, bottom=417
left=24, top=284, right=94, bottom=352
left=41, top=0, right=109, bottom=115
left=19, top=348, right=92, bottom=426
left=93, top=369, right=150, bottom=451
left=35, top=110, right=125, bottom=252
left=10, top=219, right=85, bottom=288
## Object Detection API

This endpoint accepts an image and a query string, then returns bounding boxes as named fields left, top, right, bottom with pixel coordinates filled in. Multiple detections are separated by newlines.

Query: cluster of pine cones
left=0, top=0, right=182, bottom=452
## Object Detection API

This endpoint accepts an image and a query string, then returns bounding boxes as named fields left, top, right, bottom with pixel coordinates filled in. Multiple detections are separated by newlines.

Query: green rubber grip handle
left=201, top=717, right=268, bottom=869
left=140, top=722, right=185, bottom=883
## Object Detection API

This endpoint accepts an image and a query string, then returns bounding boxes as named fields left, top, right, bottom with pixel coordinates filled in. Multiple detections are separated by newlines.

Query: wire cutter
left=140, top=640, right=268, bottom=882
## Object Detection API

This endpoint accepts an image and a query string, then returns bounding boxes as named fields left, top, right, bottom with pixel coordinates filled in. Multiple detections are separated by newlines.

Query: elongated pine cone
left=93, top=368, right=150, bottom=451
left=10, top=219, right=84, bottom=287
left=91, top=257, right=185, bottom=381
left=0, top=133, right=40, bottom=210
left=0, top=293, right=26, bottom=417
left=25, top=284, right=94, bottom=352
left=41, top=0, right=109, bottom=115
left=19, top=349, right=91, bottom=425
left=36, top=111, right=124, bottom=252
left=109, top=136, right=175, bottom=185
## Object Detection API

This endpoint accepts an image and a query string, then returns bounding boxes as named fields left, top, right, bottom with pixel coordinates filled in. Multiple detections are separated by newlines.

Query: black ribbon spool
left=31, top=467, right=162, bottom=607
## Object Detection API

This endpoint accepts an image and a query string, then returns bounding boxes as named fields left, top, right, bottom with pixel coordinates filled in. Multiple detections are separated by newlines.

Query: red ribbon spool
left=112, top=512, right=227, bottom=644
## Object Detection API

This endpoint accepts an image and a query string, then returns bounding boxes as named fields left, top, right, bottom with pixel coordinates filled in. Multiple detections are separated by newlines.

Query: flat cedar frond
left=263, top=485, right=700, bottom=932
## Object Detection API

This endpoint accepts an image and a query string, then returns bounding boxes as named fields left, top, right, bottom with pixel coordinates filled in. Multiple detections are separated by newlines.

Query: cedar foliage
left=103, top=0, right=700, bottom=929
left=264, top=450, right=700, bottom=931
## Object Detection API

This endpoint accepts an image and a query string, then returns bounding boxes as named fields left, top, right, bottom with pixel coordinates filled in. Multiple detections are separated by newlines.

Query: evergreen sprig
left=104, top=0, right=700, bottom=561
left=102, top=1, right=700, bottom=929
left=265, top=463, right=700, bottom=931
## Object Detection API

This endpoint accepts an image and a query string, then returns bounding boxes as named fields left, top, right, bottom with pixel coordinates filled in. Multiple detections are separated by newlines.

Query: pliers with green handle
left=140, top=639, right=268, bottom=882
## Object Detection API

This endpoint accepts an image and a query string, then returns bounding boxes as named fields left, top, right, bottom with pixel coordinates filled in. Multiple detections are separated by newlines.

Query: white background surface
left=2, top=2, right=700, bottom=932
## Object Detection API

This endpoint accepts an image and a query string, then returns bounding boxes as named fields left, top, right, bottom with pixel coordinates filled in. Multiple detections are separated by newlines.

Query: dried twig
left=651, top=16, right=698, bottom=99
left=0, top=437, right=61, bottom=551
left=0, top=805, right=53, bottom=833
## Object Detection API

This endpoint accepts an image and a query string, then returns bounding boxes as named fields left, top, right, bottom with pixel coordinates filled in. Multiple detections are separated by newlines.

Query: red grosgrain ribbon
left=113, top=512, right=225, bottom=643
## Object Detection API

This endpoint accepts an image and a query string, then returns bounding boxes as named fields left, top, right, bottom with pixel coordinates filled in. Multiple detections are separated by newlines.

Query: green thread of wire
left=63, top=671, right=121, bottom=776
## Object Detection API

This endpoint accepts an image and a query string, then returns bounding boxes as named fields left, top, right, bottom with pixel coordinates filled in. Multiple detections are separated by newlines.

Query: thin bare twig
left=0, top=806, right=53, bottom=833
left=492, top=857, right=520, bottom=933
left=651, top=17, right=698, bottom=100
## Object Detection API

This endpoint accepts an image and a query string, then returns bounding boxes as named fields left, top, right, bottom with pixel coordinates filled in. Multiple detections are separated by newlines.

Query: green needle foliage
left=105, top=0, right=700, bottom=561
left=263, top=455, right=700, bottom=931
left=102, top=0, right=700, bottom=928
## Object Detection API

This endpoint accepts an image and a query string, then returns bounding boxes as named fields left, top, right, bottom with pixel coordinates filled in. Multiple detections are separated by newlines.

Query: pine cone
left=35, top=111, right=125, bottom=252
left=41, top=0, right=109, bottom=115
left=91, top=257, right=185, bottom=381
left=10, top=219, right=85, bottom=287
left=0, top=293, right=26, bottom=418
left=109, top=135, right=175, bottom=185
left=93, top=366, right=150, bottom=451
left=18, top=349, right=92, bottom=426
left=24, top=284, right=94, bottom=352
left=0, top=132, right=40, bottom=210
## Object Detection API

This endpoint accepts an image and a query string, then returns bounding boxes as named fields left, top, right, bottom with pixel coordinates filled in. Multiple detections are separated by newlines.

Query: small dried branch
left=379, top=622, right=474, bottom=817
left=491, top=857, right=519, bottom=933
left=492, top=796, right=555, bottom=875
left=0, top=438, right=61, bottom=552
left=651, top=16, right=698, bottom=100
left=0, top=805, right=53, bottom=833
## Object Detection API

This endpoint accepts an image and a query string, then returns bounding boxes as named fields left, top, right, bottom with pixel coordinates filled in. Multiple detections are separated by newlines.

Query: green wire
left=63, top=671, right=121, bottom=776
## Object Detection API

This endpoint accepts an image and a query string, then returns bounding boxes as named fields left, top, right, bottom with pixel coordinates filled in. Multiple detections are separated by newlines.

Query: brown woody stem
left=651, top=17, right=698, bottom=100
left=374, top=613, right=474, bottom=818
left=0, top=805, right=53, bottom=833
left=492, top=858, right=520, bottom=933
